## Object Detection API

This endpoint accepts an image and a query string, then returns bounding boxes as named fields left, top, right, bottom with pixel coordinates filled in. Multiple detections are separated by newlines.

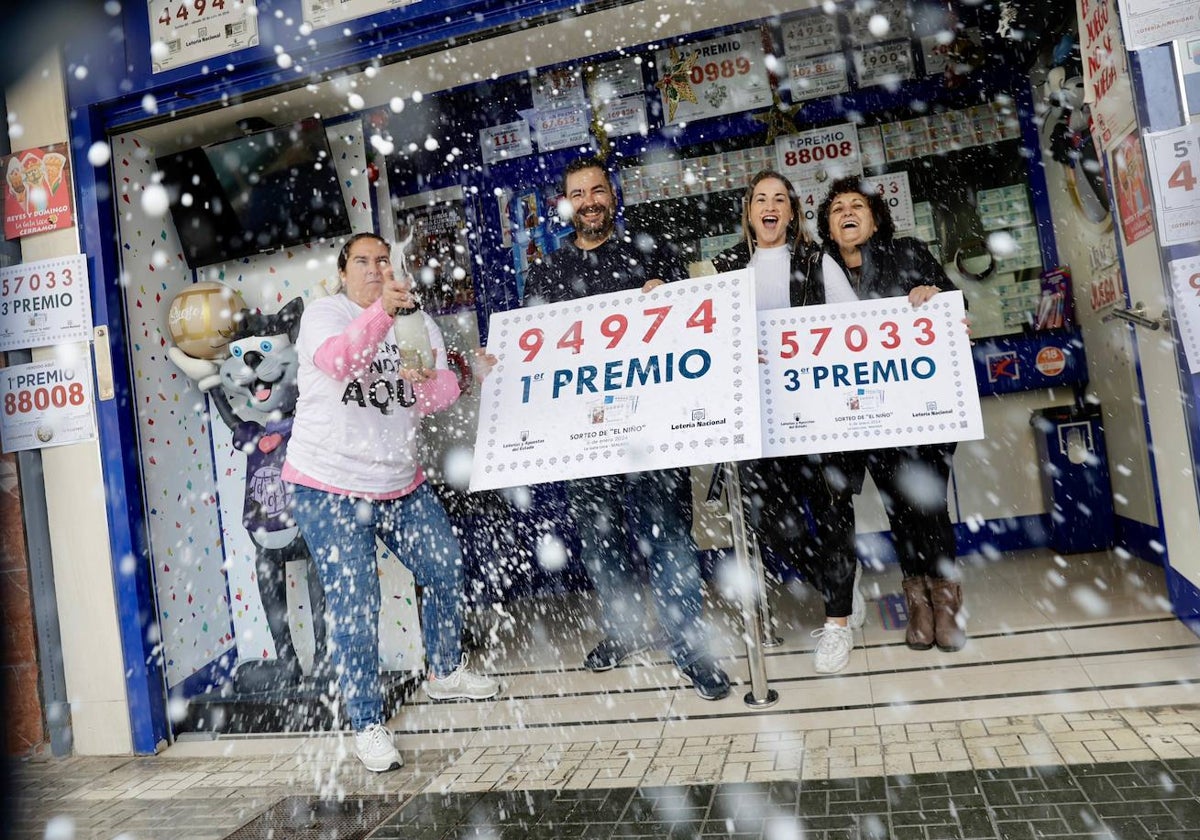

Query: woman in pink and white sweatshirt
left=284, top=232, right=499, bottom=773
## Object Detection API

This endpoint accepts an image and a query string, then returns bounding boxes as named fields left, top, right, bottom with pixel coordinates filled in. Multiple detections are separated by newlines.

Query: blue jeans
left=568, top=468, right=707, bottom=669
left=291, top=483, right=464, bottom=730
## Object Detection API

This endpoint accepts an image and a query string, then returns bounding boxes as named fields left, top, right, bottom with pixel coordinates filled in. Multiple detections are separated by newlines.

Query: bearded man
left=522, top=155, right=731, bottom=701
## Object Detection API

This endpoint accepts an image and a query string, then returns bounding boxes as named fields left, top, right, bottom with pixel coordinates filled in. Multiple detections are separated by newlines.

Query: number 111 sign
left=1145, top=123, right=1200, bottom=246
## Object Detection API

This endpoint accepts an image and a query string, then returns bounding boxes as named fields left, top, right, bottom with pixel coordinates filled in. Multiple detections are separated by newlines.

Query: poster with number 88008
left=1169, top=257, right=1200, bottom=374
left=757, top=292, right=983, bottom=458
left=1145, top=123, right=1200, bottom=246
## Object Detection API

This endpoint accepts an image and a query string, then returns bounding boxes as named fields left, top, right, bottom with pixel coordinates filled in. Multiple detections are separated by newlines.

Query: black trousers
left=738, top=455, right=857, bottom=618
left=826, top=443, right=958, bottom=580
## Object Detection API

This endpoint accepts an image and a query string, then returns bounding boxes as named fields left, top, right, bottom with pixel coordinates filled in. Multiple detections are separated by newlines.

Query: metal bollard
left=748, top=529, right=784, bottom=648
left=725, top=462, right=778, bottom=709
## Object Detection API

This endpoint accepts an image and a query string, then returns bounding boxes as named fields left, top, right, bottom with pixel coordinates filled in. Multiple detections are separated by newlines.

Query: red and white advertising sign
left=0, top=355, right=95, bottom=453
left=1035, top=346, right=1067, bottom=376
left=3, top=144, right=74, bottom=241
left=1076, top=0, right=1135, bottom=150
left=1111, top=130, right=1155, bottom=246
left=1089, top=261, right=1124, bottom=313
left=758, top=291, right=982, bottom=457
left=471, top=271, right=761, bottom=490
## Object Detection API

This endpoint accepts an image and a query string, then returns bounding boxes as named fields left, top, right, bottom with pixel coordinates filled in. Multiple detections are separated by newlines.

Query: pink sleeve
left=414, top=368, right=460, bottom=416
left=312, top=299, right=394, bottom=380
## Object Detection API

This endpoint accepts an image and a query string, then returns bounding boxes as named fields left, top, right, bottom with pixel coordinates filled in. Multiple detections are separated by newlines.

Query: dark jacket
left=823, top=234, right=959, bottom=494
left=711, top=239, right=826, bottom=307
left=523, top=234, right=684, bottom=306
left=823, top=235, right=956, bottom=300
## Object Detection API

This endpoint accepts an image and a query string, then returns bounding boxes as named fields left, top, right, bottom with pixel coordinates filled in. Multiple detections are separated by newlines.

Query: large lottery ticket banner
left=758, top=291, right=982, bottom=458
left=776, top=122, right=862, bottom=188
left=470, top=271, right=762, bottom=491
left=1168, top=256, right=1200, bottom=374
left=654, top=30, right=773, bottom=125
left=0, top=254, right=92, bottom=352
left=0, top=355, right=96, bottom=453
left=1145, top=122, right=1200, bottom=246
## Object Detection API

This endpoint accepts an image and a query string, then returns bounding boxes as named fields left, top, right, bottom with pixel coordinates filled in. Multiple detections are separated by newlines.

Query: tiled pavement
left=11, top=706, right=1200, bottom=838
left=11, top=551, right=1200, bottom=837
left=373, top=759, right=1200, bottom=839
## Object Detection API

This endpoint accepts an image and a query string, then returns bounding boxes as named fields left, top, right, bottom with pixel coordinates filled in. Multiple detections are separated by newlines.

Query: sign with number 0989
left=758, top=291, right=982, bottom=457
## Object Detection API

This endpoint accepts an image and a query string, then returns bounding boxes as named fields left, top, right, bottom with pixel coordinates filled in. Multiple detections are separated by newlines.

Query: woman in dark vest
left=713, top=169, right=864, bottom=674
left=816, top=175, right=966, bottom=652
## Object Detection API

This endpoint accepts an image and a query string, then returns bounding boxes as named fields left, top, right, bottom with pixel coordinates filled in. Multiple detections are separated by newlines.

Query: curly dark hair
left=816, top=176, right=895, bottom=244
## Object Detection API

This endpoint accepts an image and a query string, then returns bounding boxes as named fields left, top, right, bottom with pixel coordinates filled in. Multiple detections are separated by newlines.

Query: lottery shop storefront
left=46, top=0, right=1196, bottom=751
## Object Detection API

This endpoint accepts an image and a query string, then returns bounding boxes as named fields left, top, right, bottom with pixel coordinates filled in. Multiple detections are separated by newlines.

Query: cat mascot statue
left=169, top=295, right=327, bottom=692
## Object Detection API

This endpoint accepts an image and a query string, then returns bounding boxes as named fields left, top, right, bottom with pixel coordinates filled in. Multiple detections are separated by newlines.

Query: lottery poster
left=654, top=31, right=773, bottom=125
left=1169, top=256, right=1200, bottom=374
left=776, top=122, right=863, bottom=188
left=758, top=291, right=982, bottom=457
left=471, top=271, right=761, bottom=490
left=0, top=354, right=96, bottom=453
left=0, top=254, right=92, bottom=352
left=148, top=0, right=259, bottom=73
left=1145, top=122, right=1200, bottom=246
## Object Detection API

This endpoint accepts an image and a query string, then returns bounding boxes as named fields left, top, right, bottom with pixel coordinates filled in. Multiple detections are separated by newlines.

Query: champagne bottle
left=392, top=303, right=434, bottom=370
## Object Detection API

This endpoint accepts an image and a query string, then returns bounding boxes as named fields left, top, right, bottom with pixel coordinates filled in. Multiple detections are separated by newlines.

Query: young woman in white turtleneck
left=710, top=170, right=864, bottom=677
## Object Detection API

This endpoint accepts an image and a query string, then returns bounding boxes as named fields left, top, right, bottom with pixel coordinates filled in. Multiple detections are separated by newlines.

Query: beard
left=575, top=202, right=615, bottom=241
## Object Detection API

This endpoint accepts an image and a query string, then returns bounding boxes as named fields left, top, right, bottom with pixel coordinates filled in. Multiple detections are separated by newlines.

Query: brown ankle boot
left=902, top=576, right=934, bottom=650
left=930, top=578, right=966, bottom=652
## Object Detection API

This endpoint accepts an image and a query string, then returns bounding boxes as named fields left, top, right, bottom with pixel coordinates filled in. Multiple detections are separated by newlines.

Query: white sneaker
left=849, top=562, right=866, bottom=629
left=424, top=657, right=501, bottom=701
left=812, top=622, right=854, bottom=674
left=354, top=723, right=402, bottom=773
